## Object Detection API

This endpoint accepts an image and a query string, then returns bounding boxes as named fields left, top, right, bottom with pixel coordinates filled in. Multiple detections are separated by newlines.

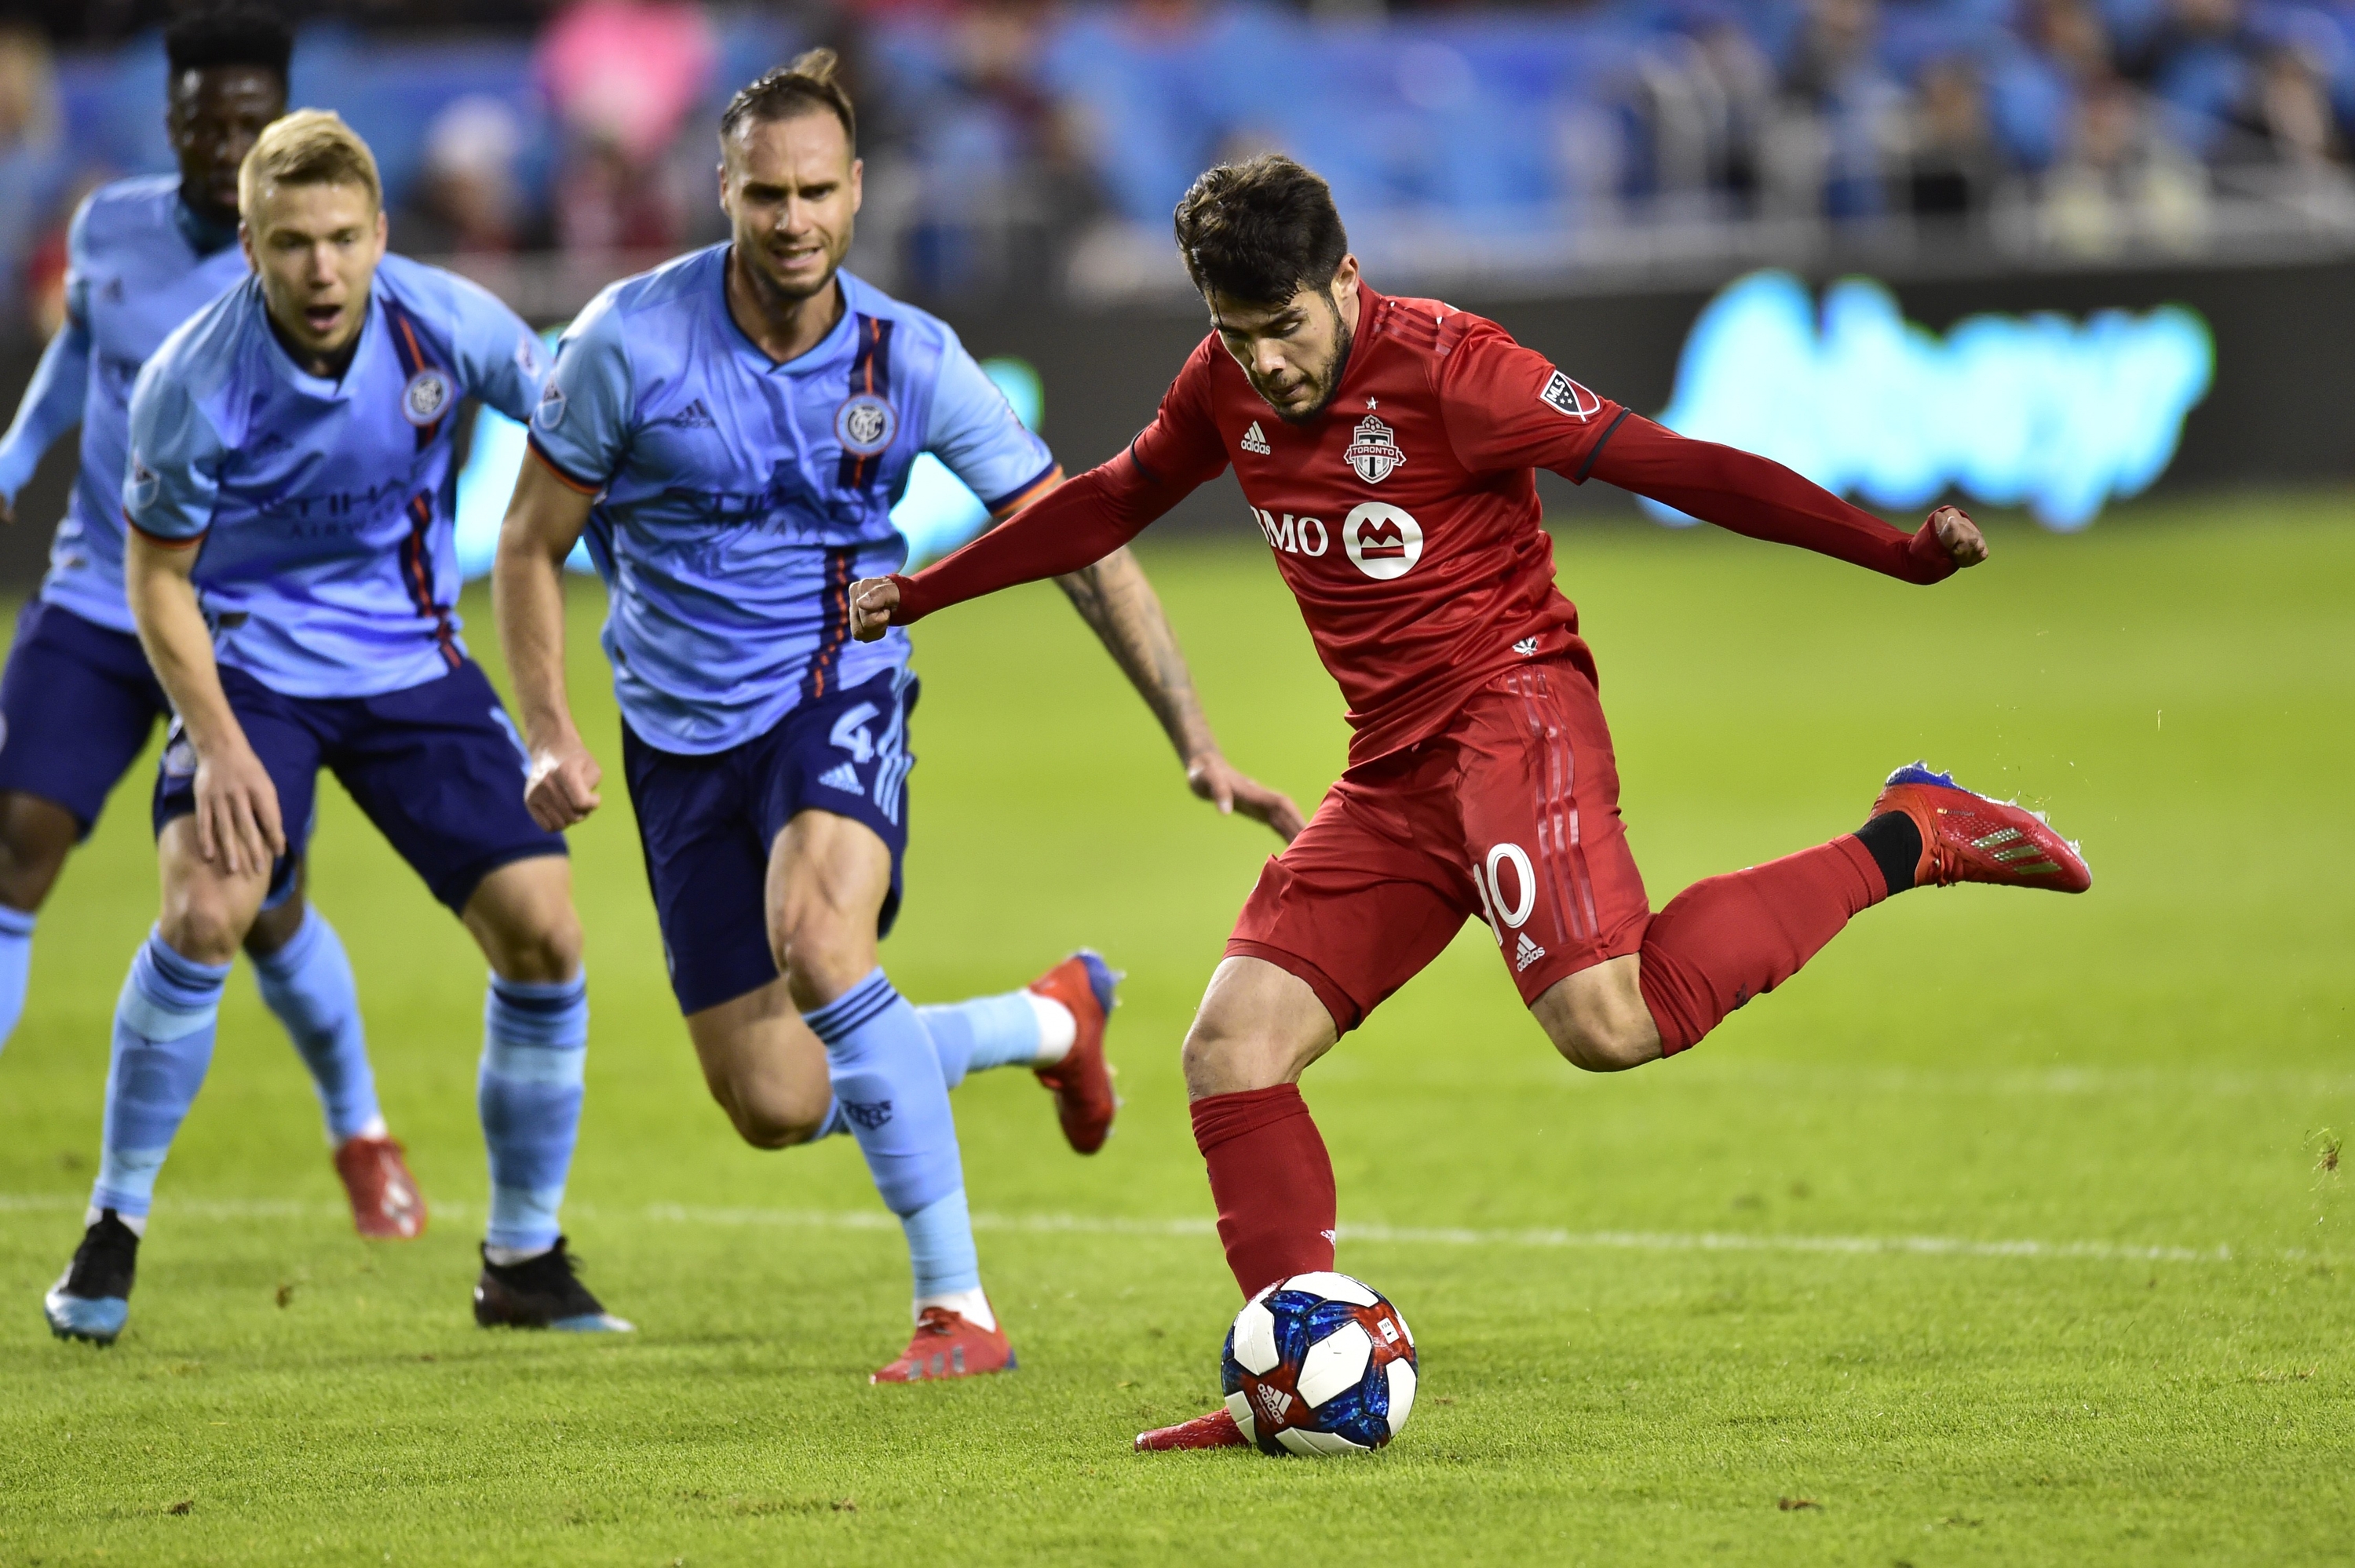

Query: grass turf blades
left=0, top=492, right=2349, bottom=1564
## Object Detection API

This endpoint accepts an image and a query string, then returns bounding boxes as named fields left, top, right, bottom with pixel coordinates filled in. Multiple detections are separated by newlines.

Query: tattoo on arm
left=1053, top=547, right=1215, bottom=761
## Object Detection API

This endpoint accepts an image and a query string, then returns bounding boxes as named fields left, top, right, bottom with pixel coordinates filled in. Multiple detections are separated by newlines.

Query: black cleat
left=43, top=1210, right=140, bottom=1344
left=472, top=1236, right=633, bottom=1333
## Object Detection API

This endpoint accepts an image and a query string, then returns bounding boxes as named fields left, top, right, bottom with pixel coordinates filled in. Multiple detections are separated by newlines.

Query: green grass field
left=1, top=493, right=2350, bottom=1566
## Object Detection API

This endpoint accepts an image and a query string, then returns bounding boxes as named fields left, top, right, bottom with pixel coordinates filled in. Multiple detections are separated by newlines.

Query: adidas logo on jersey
left=817, top=761, right=862, bottom=793
left=1240, top=421, right=1271, bottom=456
left=1513, top=932, right=1547, bottom=972
left=664, top=398, right=718, bottom=429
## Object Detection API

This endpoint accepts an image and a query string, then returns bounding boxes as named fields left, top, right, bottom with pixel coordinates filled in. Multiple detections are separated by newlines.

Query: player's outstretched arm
left=849, top=449, right=1196, bottom=641
left=0, top=312, right=91, bottom=524
left=1053, top=543, right=1305, bottom=842
left=493, top=453, right=603, bottom=832
left=1582, top=415, right=1986, bottom=580
left=126, top=531, right=283, bottom=876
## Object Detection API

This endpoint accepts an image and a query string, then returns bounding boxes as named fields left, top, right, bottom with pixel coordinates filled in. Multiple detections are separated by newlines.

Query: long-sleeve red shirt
left=893, top=285, right=1955, bottom=765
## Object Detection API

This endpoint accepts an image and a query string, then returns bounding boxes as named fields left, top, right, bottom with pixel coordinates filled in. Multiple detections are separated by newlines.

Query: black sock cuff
left=1855, top=811, right=1922, bottom=897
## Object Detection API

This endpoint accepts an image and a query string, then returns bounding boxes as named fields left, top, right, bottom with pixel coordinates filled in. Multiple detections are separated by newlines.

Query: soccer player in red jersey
left=846, top=156, right=2091, bottom=1449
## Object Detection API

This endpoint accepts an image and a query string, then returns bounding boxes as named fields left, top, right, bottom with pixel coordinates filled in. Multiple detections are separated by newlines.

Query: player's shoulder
left=1367, top=289, right=1515, bottom=363
left=71, top=174, right=181, bottom=259
left=588, top=242, right=725, bottom=328
left=374, top=252, right=526, bottom=334
left=142, top=275, right=263, bottom=392
left=132, top=275, right=261, bottom=439
left=837, top=270, right=968, bottom=366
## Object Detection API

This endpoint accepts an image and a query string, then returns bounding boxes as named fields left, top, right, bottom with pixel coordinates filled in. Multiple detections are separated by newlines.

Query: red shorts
left=1227, top=661, right=1652, bottom=1033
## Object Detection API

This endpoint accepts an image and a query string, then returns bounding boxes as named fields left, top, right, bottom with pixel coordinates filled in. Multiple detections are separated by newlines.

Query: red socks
left=1189, top=1084, right=1337, bottom=1298
left=1638, top=834, right=1886, bottom=1056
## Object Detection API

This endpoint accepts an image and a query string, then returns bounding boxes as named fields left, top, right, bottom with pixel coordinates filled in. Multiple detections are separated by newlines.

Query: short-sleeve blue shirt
left=528, top=249, right=1056, bottom=755
left=42, top=177, right=254, bottom=634
left=125, top=253, right=546, bottom=698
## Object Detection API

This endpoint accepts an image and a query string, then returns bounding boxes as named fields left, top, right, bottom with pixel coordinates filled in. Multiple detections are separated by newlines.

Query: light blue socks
left=802, top=968, right=977, bottom=1299
left=477, top=972, right=587, bottom=1258
left=90, top=932, right=228, bottom=1223
left=0, top=903, right=34, bottom=1054
left=250, top=906, right=382, bottom=1143
left=800, top=991, right=1048, bottom=1139
left=916, top=992, right=1046, bottom=1090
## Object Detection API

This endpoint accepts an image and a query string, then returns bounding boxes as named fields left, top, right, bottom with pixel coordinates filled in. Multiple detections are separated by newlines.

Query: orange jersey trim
left=124, top=512, right=204, bottom=548
left=527, top=436, right=604, bottom=496
left=989, top=465, right=1064, bottom=521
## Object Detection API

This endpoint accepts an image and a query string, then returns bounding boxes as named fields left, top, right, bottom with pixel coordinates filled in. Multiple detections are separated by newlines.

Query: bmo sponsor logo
left=1343, top=502, right=1422, bottom=579
left=1251, top=507, right=1329, bottom=557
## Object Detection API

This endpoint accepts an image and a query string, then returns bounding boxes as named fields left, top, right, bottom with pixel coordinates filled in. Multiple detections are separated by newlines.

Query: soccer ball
left=1220, top=1271, right=1418, bottom=1455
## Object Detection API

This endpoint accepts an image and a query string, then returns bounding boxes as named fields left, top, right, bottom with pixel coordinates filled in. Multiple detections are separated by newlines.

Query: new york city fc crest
left=1342, top=414, right=1405, bottom=484
left=834, top=393, right=897, bottom=458
left=402, top=368, right=452, bottom=426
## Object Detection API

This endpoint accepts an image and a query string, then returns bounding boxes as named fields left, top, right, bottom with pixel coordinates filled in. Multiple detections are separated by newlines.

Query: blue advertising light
left=451, top=347, right=1044, bottom=579
left=1645, top=271, right=2214, bottom=531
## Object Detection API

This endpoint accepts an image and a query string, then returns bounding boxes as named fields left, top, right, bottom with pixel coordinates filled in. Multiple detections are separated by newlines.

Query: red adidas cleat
left=871, top=1307, right=1018, bottom=1383
left=1136, top=1407, right=1251, bottom=1452
left=1872, top=763, right=2093, bottom=894
left=334, top=1134, right=426, bottom=1240
left=1028, top=951, right=1119, bottom=1154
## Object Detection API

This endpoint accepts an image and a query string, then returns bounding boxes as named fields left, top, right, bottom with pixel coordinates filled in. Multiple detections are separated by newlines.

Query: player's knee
left=1180, top=1013, right=1300, bottom=1098
left=156, top=895, right=247, bottom=968
left=481, top=904, right=583, bottom=985
left=772, top=910, right=873, bottom=1010
left=1546, top=1012, right=1659, bottom=1074
left=502, top=918, right=582, bottom=986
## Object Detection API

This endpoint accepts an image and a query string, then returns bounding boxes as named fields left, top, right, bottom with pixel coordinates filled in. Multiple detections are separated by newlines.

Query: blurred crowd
left=1, top=0, right=2352, bottom=323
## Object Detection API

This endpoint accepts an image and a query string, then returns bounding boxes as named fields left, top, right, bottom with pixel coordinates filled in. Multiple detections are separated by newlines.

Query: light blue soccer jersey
left=125, top=253, right=546, bottom=698
left=1, top=177, right=254, bottom=633
left=528, top=250, right=1056, bottom=755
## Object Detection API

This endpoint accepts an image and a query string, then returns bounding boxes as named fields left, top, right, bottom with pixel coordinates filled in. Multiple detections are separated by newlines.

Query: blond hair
left=238, top=108, right=381, bottom=217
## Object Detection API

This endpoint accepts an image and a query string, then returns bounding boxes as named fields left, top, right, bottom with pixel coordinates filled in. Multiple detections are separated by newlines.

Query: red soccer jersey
left=1125, top=286, right=1628, bottom=762
left=889, top=282, right=1952, bottom=765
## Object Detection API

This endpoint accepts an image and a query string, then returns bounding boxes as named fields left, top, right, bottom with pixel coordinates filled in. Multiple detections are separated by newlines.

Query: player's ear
left=373, top=206, right=389, bottom=253
left=849, top=157, right=864, bottom=215
left=1330, top=254, right=1361, bottom=304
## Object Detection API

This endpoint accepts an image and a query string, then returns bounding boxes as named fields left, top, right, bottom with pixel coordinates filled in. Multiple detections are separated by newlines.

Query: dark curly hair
left=1173, top=155, right=1349, bottom=307
left=165, top=5, right=294, bottom=84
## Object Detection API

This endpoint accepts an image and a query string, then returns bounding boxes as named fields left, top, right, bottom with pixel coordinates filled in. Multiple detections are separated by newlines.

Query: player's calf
left=685, top=981, right=840, bottom=1149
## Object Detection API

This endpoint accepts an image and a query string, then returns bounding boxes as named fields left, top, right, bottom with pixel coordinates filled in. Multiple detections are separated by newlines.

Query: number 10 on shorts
left=1473, top=842, right=1538, bottom=944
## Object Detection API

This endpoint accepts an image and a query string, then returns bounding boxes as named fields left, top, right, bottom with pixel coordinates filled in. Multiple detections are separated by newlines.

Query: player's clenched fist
left=1926, top=504, right=1988, bottom=568
left=849, top=576, right=900, bottom=642
left=524, top=737, right=604, bottom=832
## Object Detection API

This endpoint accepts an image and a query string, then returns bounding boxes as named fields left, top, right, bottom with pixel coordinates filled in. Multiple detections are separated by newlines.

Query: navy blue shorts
left=0, top=600, right=170, bottom=837
left=152, top=659, right=565, bottom=913
left=623, top=669, right=918, bottom=1016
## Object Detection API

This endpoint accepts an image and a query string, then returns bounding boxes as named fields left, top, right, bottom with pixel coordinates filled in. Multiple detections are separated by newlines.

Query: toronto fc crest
left=1342, top=414, right=1405, bottom=484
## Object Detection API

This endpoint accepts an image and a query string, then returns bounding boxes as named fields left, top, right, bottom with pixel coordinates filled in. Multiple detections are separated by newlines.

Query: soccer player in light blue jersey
left=496, top=51, right=1299, bottom=1380
left=41, top=111, right=628, bottom=1345
left=0, top=10, right=424, bottom=1242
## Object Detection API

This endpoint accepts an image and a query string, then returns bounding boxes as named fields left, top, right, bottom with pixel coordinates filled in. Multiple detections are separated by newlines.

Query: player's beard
left=1269, top=304, right=1354, bottom=426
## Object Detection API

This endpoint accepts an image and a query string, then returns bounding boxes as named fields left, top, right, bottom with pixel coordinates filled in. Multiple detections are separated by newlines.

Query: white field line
left=0, top=1191, right=2318, bottom=1266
